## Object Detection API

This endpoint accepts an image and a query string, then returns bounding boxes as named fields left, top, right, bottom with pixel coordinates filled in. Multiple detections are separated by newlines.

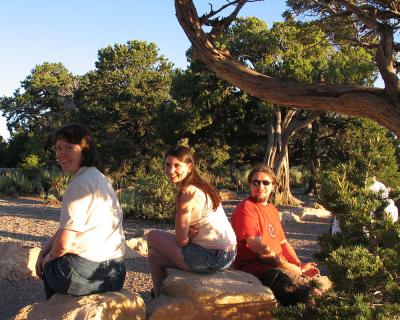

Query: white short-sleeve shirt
left=60, top=167, right=125, bottom=262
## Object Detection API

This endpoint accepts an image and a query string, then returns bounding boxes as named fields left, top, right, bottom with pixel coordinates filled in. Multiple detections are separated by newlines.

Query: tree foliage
left=0, top=62, right=77, bottom=137
left=273, top=120, right=400, bottom=318
left=175, top=0, right=400, bottom=137
left=76, top=40, right=174, bottom=176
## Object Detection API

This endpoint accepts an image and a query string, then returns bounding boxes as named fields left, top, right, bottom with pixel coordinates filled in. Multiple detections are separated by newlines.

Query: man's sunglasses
left=251, top=180, right=272, bottom=187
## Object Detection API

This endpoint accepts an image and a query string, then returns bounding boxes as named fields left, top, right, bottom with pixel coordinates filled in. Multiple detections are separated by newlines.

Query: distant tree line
left=1, top=18, right=399, bottom=199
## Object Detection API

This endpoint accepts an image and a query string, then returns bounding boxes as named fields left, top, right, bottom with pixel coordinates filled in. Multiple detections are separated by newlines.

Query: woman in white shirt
left=147, top=146, right=236, bottom=297
left=35, top=123, right=126, bottom=299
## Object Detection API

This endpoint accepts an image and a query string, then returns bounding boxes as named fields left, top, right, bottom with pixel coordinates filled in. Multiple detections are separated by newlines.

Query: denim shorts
left=43, top=253, right=126, bottom=299
left=181, top=242, right=236, bottom=274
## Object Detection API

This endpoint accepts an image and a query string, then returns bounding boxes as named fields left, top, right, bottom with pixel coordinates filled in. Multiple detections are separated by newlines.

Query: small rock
left=125, top=237, right=148, bottom=256
left=218, top=189, right=238, bottom=201
left=302, top=207, right=332, bottom=220
left=279, top=210, right=301, bottom=225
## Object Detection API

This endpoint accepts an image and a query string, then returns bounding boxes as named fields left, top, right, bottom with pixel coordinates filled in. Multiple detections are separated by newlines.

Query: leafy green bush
left=0, top=170, right=35, bottom=195
left=274, top=135, right=400, bottom=319
left=119, top=158, right=175, bottom=220
left=40, top=168, right=72, bottom=202
left=289, top=166, right=303, bottom=187
left=229, top=165, right=252, bottom=192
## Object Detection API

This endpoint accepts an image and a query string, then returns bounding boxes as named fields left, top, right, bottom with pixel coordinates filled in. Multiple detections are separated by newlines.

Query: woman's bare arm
left=175, top=187, right=196, bottom=246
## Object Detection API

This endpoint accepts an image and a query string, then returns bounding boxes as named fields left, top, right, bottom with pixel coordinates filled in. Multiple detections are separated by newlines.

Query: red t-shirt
left=231, top=198, right=287, bottom=277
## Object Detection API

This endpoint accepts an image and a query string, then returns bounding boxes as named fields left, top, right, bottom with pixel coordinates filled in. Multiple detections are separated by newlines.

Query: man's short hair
left=247, top=164, right=277, bottom=185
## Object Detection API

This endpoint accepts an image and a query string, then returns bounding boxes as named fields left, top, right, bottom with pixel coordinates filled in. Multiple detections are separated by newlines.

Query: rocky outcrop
left=0, top=242, right=40, bottom=280
left=313, top=275, right=333, bottom=293
left=13, top=289, right=146, bottom=320
left=149, top=269, right=277, bottom=320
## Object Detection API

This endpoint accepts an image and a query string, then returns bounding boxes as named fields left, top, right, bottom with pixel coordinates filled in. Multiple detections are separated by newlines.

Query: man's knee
left=147, top=247, right=158, bottom=262
left=259, top=268, right=312, bottom=306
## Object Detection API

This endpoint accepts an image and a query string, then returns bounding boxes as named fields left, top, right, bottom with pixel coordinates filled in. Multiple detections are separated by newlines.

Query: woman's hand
left=301, top=262, right=320, bottom=278
left=188, top=226, right=199, bottom=240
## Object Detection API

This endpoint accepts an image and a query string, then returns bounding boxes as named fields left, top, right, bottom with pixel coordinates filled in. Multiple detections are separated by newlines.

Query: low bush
left=289, top=166, right=303, bottom=187
left=40, top=168, right=72, bottom=204
left=0, top=169, right=35, bottom=195
left=273, top=160, right=400, bottom=319
left=119, top=158, right=175, bottom=220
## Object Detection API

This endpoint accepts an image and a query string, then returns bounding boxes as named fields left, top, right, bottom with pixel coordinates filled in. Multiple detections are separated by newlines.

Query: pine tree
left=273, top=119, right=400, bottom=319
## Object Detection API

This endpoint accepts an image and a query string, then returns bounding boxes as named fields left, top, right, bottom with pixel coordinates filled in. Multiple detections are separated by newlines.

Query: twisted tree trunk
left=262, top=108, right=318, bottom=205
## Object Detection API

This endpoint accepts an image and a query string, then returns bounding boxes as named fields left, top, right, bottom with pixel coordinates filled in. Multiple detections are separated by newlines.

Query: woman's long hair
left=165, top=146, right=220, bottom=210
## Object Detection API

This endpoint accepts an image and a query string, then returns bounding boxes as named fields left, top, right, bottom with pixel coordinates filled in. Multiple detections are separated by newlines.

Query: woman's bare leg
left=147, top=230, right=189, bottom=296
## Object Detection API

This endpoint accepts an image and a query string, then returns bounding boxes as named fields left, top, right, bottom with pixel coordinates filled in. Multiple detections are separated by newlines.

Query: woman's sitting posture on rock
left=147, top=146, right=237, bottom=297
left=35, top=123, right=126, bottom=299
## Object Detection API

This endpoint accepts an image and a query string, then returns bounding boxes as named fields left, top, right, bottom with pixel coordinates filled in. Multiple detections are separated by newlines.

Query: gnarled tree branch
left=175, top=0, right=400, bottom=136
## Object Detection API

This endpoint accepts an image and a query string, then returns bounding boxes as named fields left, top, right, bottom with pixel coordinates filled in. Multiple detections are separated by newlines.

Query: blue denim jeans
left=181, top=242, right=236, bottom=274
left=43, top=253, right=126, bottom=299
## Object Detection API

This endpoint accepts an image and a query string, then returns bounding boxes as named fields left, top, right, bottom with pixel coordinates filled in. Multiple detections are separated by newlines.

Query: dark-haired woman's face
left=164, top=156, right=192, bottom=184
left=55, top=139, right=82, bottom=175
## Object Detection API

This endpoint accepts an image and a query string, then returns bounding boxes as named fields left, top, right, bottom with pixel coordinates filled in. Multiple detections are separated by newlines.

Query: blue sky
left=0, top=1, right=286, bottom=139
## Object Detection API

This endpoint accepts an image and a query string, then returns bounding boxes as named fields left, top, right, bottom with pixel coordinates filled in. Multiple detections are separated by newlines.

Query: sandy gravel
left=0, top=195, right=330, bottom=320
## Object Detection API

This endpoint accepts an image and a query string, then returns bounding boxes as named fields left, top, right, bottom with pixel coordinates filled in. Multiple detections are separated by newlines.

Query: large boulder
left=0, top=242, right=40, bottom=280
left=13, top=289, right=146, bottom=320
left=149, top=269, right=277, bottom=320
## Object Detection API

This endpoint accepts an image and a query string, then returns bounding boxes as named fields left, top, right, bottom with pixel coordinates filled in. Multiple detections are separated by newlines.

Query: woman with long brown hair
left=147, top=146, right=236, bottom=297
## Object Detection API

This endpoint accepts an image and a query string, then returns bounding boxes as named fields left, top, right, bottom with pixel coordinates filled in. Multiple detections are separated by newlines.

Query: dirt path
left=0, top=196, right=331, bottom=319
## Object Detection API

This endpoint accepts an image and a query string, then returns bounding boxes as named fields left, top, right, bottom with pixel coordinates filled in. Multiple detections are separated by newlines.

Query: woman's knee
left=146, top=229, right=171, bottom=247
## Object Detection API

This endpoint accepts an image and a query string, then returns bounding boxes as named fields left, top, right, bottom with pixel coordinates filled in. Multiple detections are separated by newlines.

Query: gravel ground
left=0, top=195, right=331, bottom=320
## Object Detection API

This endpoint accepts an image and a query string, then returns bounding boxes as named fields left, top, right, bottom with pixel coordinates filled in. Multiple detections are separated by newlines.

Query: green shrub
left=40, top=168, right=72, bottom=203
left=230, top=165, right=252, bottom=192
left=119, top=158, right=175, bottom=220
left=274, top=148, right=400, bottom=318
left=0, top=169, right=35, bottom=195
left=289, top=166, right=303, bottom=187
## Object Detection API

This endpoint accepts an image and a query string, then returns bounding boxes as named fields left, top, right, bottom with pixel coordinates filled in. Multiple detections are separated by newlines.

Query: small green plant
left=0, top=169, right=34, bottom=195
left=119, top=158, right=176, bottom=220
left=289, top=166, right=303, bottom=187
left=40, top=168, right=72, bottom=202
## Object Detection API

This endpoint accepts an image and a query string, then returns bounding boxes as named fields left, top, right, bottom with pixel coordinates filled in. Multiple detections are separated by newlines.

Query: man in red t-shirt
left=231, top=164, right=321, bottom=306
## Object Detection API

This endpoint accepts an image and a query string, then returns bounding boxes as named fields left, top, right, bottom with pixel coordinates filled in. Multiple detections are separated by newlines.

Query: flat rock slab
left=149, top=269, right=277, bottom=320
left=13, top=289, right=146, bottom=320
